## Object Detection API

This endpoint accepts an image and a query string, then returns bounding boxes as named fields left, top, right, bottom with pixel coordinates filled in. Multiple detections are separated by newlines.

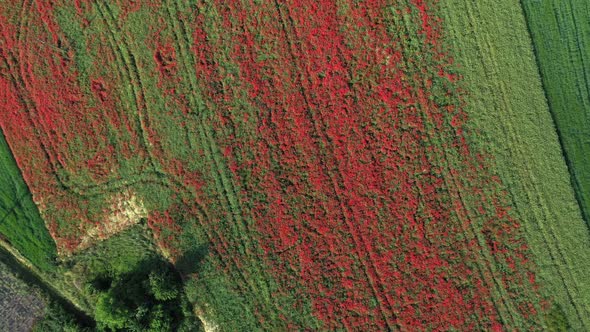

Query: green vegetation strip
left=439, top=0, right=590, bottom=329
left=520, top=0, right=590, bottom=226
left=0, top=129, right=57, bottom=271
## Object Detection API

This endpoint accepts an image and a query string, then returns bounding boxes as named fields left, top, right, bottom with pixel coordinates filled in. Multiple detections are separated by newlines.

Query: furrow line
left=273, top=1, right=399, bottom=329
left=459, top=0, right=589, bottom=326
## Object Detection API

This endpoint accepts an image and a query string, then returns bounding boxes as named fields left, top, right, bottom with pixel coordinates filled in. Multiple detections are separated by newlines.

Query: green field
left=521, top=0, right=590, bottom=225
left=439, top=0, right=590, bottom=329
left=0, top=130, right=57, bottom=271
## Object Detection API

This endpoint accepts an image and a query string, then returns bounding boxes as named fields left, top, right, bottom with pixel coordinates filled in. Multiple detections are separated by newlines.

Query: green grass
left=439, top=0, right=590, bottom=329
left=520, top=0, right=590, bottom=226
left=0, top=130, right=57, bottom=271
left=63, top=224, right=161, bottom=279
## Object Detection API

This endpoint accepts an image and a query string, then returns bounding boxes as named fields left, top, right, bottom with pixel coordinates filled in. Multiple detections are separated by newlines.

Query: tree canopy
left=91, top=259, right=199, bottom=332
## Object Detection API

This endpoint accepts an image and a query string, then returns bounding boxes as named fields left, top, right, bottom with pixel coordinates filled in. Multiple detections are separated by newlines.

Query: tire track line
left=452, top=0, right=589, bottom=327
left=161, top=0, right=281, bottom=315
left=333, top=1, right=512, bottom=329
left=272, top=1, right=400, bottom=329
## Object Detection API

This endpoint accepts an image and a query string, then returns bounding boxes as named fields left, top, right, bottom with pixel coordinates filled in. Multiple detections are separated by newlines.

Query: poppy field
left=1, top=0, right=589, bottom=330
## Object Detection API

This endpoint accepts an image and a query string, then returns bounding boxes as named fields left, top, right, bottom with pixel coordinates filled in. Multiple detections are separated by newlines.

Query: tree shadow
left=175, top=243, right=209, bottom=276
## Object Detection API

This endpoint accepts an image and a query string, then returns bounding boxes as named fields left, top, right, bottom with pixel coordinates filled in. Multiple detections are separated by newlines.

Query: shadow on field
left=175, top=244, right=209, bottom=276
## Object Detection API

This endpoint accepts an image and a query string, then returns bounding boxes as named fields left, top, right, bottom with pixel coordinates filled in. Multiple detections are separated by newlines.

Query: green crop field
left=439, top=0, right=590, bottom=329
left=0, top=130, right=57, bottom=271
left=521, top=0, right=590, bottom=225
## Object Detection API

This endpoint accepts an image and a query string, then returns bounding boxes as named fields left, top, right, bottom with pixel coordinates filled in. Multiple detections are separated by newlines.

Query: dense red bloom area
left=187, top=0, right=540, bottom=329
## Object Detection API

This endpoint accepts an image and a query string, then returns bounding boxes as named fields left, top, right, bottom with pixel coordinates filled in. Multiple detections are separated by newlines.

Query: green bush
left=91, top=259, right=197, bottom=331
left=32, top=301, right=88, bottom=332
